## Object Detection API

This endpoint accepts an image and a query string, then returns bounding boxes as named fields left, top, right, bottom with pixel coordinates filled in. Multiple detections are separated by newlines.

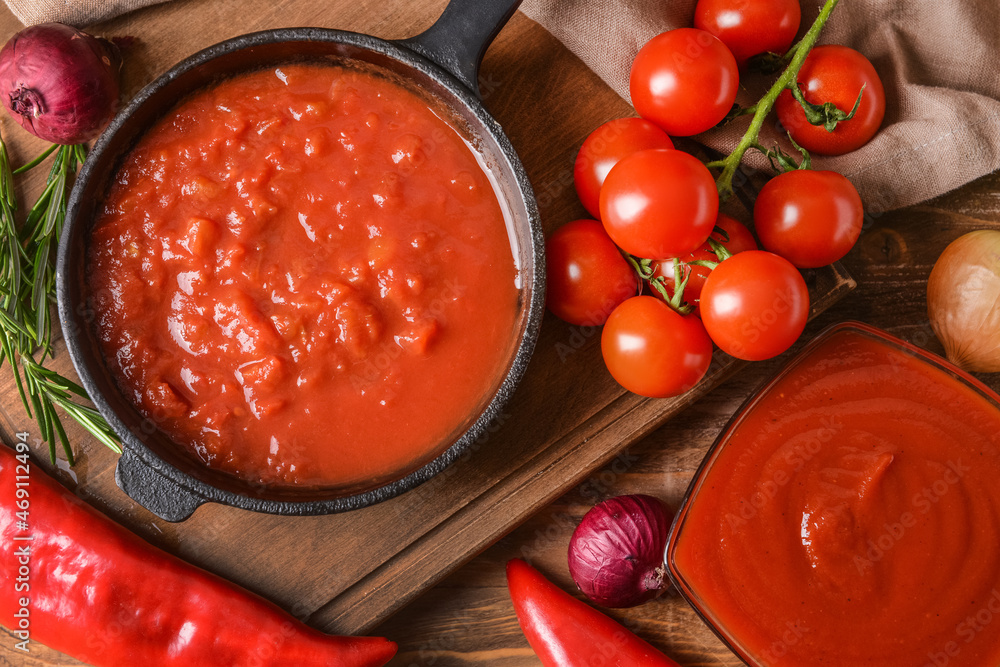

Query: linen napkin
left=521, top=0, right=1000, bottom=213
left=7, top=0, right=1000, bottom=214
left=4, top=0, right=168, bottom=27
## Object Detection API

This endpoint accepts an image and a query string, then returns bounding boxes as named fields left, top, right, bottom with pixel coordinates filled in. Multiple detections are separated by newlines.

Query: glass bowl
left=665, top=321, right=1000, bottom=666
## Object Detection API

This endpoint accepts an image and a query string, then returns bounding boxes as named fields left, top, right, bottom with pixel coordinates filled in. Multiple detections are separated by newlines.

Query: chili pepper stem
left=706, top=0, right=841, bottom=200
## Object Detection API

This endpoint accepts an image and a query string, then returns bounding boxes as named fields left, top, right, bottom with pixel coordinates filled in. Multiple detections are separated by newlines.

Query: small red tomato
left=546, top=219, right=638, bottom=326
left=694, top=0, right=801, bottom=67
left=602, top=296, right=713, bottom=398
left=776, top=45, right=886, bottom=155
left=629, top=28, right=739, bottom=137
left=705, top=212, right=759, bottom=255
left=574, top=117, right=674, bottom=219
left=700, top=251, right=809, bottom=361
left=599, top=149, right=718, bottom=260
left=652, top=213, right=757, bottom=311
left=754, top=169, right=864, bottom=268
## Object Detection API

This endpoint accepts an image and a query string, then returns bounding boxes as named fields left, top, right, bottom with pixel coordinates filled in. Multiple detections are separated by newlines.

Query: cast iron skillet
left=56, top=0, right=544, bottom=522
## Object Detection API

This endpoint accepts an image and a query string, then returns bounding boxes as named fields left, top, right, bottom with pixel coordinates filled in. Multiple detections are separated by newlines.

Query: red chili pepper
left=506, top=558, right=681, bottom=667
left=0, top=445, right=396, bottom=667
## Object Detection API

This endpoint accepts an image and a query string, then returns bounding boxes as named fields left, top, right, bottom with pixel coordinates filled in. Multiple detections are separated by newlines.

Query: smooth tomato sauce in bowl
left=671, top=325, right=1000, bottom=666
left=87, top=63, right=519, bottom=489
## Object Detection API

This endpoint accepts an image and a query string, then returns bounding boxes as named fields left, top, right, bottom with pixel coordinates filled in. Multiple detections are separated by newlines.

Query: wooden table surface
left=2, top=0, right=1000, bottom=666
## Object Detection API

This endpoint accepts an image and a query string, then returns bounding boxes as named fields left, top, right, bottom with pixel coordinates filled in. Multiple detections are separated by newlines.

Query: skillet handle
left=115, top=448, right=206, bottom=522
left=399, top=0, right=523, bottom=99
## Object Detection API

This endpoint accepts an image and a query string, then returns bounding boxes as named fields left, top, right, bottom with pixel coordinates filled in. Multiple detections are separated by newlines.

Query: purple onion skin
left=0, top=23, right=123, bottom=144
left=568, top=494, right=673, bottom=608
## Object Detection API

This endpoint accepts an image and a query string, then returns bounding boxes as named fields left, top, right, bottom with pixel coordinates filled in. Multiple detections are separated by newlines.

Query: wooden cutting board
left=0, top=0, right=853, bottom=646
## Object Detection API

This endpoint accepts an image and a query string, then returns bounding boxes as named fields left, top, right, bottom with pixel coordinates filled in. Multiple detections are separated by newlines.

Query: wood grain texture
left=371, top=173, right=1000, bottom=667
left=0, top=0, right=995, bottom=666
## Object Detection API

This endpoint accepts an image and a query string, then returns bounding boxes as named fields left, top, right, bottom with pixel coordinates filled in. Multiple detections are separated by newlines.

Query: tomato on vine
left=599, top=148, right=718, bottom=259
left=754, top=169, right=863, bottom=268
left=573, top=117, right=674, bottom=219
left=776, top=45, right=885, bottom=155
left=569, top=0, right=868, bottom=399
left=629, top=28, right=739, bottom=137
left=652, top=214, right=757, bottom=313
left=601, top=296, right=713, bottom=398
left=545, top=219, right=638, bottom=327
left=700, top=251, right=809, bottom=361
left=694, top=0, right=801, bottom=67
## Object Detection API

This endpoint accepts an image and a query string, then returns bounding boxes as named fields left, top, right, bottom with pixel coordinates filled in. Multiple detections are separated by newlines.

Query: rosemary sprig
left=0, top=139, right=31, bottom=347
left=23, top=143, right=86, bottom=354
left=0, top=138, right=33, bottom=409
left=22, top=354, right=121, bottom=463
left=0, top=135, right=121, bottom=462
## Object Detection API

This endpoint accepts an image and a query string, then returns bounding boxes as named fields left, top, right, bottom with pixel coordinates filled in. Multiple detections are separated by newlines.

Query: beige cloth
left=521, top=0, right=1000, bottom=213
left=4, top=0, right=167, bottom=27
left=8, top=0, right=1000, bottom=213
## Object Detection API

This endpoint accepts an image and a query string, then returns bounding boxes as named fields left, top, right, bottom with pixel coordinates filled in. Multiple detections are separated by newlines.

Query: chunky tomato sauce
left=87, top=64, right=519, bottom=489
left=673, top=325, right=1000, bottom=666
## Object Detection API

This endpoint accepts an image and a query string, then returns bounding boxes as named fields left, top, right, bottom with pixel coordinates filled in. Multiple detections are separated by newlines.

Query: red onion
left=0, top=23, right=123, bottom=144
left=568, top=494, right=673, bottom=608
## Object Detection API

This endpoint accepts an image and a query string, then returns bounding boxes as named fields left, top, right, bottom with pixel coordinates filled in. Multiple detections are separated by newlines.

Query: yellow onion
left=927, top=230, right=1000, bottom=372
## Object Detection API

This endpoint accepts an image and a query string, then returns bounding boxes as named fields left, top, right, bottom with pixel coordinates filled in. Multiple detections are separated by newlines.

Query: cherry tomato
left=599, top=148, right=718, bottom=259
left=700, top=251, right=809, bottom=361
left=652, top=213, right=757, bottom=311
left=776, top=45, right=886, bottom=155
left=546, top=219, right=638, bottom=326
left=574, top=117, right=674, bottom=219
left=629, top=28, right=739, bottom=137
left=601, top=296, right=713, bottom=398
left=754, top=169, right=863, bottom=268
left=694, top=0, right=801, bottom=67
